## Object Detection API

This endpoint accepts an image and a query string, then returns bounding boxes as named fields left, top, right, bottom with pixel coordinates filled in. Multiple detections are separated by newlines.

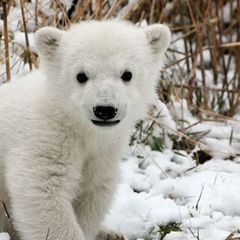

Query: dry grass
left=1, top=0, right=239, bottom=115
left=0, top=0, right=240, bottom=160
left=2, top=0, right=10, bottom=81
left=162, top=0, right=240, bottom=117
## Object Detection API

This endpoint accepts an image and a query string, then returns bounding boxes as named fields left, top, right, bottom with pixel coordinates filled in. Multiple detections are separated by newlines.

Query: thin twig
left=97, top=0, right=103, bottom=19
left=148, top=115, right=236, bottom=157
left=2, top=0, right=11, bottom=81
left=70, top=0, right=92, bottom=23
left=35, top=0, right=39, bottom=30
left=20, top=0, right=32, bottom=71
left=174, top=84, right=240, bottom=94
left=105, top=0, right=126, bottom=19
left=149, top=0, right=156, bottom=24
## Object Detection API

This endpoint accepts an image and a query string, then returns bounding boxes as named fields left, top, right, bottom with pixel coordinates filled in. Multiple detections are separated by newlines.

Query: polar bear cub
left=0, top=20, right=171, bottom=240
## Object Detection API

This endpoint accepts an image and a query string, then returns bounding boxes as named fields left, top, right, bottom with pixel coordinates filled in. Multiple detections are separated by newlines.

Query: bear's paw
left=95, top=226, right=126, bottom=240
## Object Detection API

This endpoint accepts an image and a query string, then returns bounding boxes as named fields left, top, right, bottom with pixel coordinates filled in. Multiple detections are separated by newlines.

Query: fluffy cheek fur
left=36, top=22, right=171, bottom=129
left=54, top=64, right=151, bottom=128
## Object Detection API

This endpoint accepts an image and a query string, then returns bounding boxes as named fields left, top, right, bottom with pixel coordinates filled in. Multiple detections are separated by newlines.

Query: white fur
left=0, top=20, right=171, bottom=240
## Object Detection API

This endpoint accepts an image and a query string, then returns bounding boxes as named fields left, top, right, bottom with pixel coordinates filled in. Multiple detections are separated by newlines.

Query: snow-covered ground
left=106, top=143, right=240, bottom=240
left=103, top=97, right=240, bottom=240
left=1, top=1, right=240, bottom=240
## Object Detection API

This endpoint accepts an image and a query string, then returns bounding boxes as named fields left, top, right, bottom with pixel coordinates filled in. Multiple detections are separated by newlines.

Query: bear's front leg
left=5, top=153, right=85, bottom=240
left=74, top=166, right=126, bottom=240
left=75, top=188, right=126, bottom=240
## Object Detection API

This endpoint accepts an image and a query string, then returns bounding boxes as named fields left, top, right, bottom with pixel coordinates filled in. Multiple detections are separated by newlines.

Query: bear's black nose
left=93, top=106, right=118, bottom=120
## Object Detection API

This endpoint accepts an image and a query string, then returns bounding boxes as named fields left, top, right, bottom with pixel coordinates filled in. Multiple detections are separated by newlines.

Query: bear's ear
left=144, top=24, right=171, bottom=54
left=35, top=27, right=64, bottom=58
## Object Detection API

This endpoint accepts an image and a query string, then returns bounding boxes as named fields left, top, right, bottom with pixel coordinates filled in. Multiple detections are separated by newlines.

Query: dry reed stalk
left=137, top=10, right=145, bottom=27
left=36, top=0, right=54, bottom=27
left=219, top=42, right=240, bottom=47
left=225, top=1, right=234, bottom=72
left=186, top=0, right=196, bottom=27
left=179, top=13, right=190, bottom=125
left=158, top=1, right=166, bottom=23
left=197, top=0, right=211, bottom=109
left=174, top=84, right=240, bottom=94
left=54, top=0, right=72, bottom=28
left=97, top=0, right=103, bottom=19
left=165, top=0, right=179, bottom=23
left=7, top=0, right=15, bottom=13
left=20, top=0, right=32, bottom=71
left=53, top=1, right=58, bottom=27
left=149, top=0, right=156, bottom=24
left=148, top=115, right=236, bottom=158
left=216, top=0, right=227, bottom=81
left=170, top=18, right=218, bottom=34
left=70, top=0, right=92, bottom=23
left=35, top=0, right=39, bottom=30
left=208, top=12, right=219, bottom=85
left=190, top=106, right=240, bottom=123
left=2, top=0, right=10, bottom=81
left=122, top=0, right=141, bottom=20
left=170, top=25, right=193, bottom=31
left=105, top=0, right=126, bottom=19
left=88, top=0, right=111, bottom=19
left=170, top=81, right=180, bottom=102
left=229, top=94, right=240, bottom=117
left=179, top=0, right=190, bottom=105
left=236, top=0, right=240, bottom=72
left=165, top=46, right=210, bottom=70
left=186, top=0, right=198, bottom=98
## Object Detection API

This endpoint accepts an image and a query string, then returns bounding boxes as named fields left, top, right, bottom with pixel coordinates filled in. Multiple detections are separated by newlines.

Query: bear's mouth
left=91, top=120, right=120, bottom=127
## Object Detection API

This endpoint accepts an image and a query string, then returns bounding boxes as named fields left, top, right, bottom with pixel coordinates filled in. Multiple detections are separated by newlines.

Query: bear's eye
left=77, top=72, right=88, bottom=83
left=121, top=71, right=132, bottom=82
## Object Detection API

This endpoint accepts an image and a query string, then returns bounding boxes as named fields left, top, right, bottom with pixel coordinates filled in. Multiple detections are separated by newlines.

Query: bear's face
left=35, top=21, right=171, bottom=129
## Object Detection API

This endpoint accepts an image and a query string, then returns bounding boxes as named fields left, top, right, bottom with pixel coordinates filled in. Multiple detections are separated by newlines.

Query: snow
left=104, top=144, right=240, bottom=240
left=1, top=1, right=240, bottom=240
left=0, top=233, right=10, bottom=240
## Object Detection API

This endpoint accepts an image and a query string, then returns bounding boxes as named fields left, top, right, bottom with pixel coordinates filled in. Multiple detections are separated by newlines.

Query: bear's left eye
left=121, top=71, right=132, bottom=82
left=77, top=72, right=88, bottom=83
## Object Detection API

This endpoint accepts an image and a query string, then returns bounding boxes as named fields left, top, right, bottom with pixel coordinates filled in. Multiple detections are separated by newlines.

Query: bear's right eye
left=77, top=72, right=88, bottom=83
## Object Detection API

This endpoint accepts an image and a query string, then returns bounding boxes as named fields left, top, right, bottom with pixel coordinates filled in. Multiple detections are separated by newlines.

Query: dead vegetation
left=0, top=0, right=240, bottom=162
left=1, top=0, right=239, bottom=112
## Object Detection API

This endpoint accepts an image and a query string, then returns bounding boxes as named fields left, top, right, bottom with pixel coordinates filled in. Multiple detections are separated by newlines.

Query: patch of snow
left=106, top=144, right=240, bottom=240
left=0, top=233, right=10, bottom=240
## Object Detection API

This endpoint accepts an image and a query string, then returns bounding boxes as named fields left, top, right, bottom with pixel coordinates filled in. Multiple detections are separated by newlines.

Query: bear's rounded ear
left=35, top=27, right=64, bottom=59
left=144, top=24, right=171, bottom=54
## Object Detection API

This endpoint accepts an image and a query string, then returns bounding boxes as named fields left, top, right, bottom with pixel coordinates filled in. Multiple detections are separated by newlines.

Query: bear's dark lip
left=91, top=120, right=120, bottom=127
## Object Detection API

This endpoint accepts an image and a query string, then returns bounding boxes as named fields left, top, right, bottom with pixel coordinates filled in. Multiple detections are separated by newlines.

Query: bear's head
left=35, top=21, right=171, bottom=130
